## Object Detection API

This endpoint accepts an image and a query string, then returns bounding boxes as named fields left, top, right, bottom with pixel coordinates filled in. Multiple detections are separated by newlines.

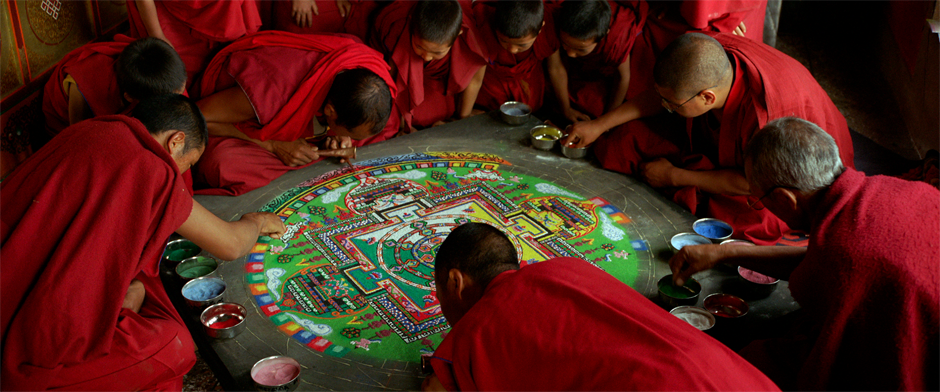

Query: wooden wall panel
left=1, top=1, right=24, bottom=101
left=16, top=0, right=97, bottom=81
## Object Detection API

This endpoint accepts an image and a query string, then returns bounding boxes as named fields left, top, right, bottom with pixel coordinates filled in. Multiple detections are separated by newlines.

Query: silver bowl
left=529, top=125, right=563, bottom=150
left=737, top=266, right=780, bottom=299
left=200, top=302, right=247, bottom=339
left=693, top=217, right=734, bottom=243
left=252, top=356, right=301, bottom=391
left=181, top=276, right=226, bottom=311
left=163, top=238, right=201, bottom=265
left=669, top=305, right=716, bottom=331
left=669, top=232, right=712, bottom=252
left=176, top=255, right=219, bottom=282
left=561, top=144, right=587, bottom=159
left=499, top=101, right=531, bottom=125
left=657, top=275, right=701, bottom=308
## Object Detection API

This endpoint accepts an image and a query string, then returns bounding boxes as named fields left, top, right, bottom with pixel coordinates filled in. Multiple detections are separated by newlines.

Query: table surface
left=179, top=112, right=799, bottom=390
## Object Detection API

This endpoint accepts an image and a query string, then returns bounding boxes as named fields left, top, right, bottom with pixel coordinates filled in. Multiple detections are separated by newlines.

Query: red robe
left=472, top=1, right=559, bottom=112
left=269, top=0, right=379, bottom=41
left=431, top=257, right=780, bottom=391
left=679, top=0, right=766, bottom=42
left=744, top=169, right=940, bottom=390
left=126, top=0, right=261, bottom=90
left=369, top=0, right=486, bottom=129
left=194, top=31, right=397, bottom=196
left=560, top=0, right=647, bottom=118
left=595, top=32, right=854, bottom=245
left=41, top=36, right=132, bottom=136
left=0, top=116, right=195, bottom=390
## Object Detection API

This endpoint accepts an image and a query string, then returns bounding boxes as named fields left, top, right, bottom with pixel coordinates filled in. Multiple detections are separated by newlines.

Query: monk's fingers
left=739, top=21, right=746, bottom=33
left=337, top=0, right=350, bottom=17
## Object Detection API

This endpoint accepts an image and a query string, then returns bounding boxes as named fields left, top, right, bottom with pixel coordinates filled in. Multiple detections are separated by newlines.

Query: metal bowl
left=176, top=255, right=219, bottom=282
left=703, top=293, right=749, bottom=319
left=669, top=232, right=712, bottom=252
left=529, top=125, right=563, bottom=150
left=561, top=144, right=588, bottom=159
left=181, top=276, right=226, bottom=311
left=670, top=305, right=716, bottom=331
left=163, top=238, right=201, bottom=265
left=737, top=266, right=780, bottom=299
left=201, top=302, right=246, bottom=339
left=499, top=101, right=531, bottom=125
left=252, top=356, right=301, bottom=391
left=693, top=218, right=734, bottom=243
left=657, top=275, right=701, bottom=308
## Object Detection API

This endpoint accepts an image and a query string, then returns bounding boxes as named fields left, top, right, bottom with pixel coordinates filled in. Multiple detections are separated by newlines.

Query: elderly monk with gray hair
left=669, top=117, right=939, bottom=391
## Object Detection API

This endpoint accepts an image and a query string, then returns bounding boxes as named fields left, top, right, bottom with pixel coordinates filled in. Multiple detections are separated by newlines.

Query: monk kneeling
left=425, top=222, right=779, bottom=391
left=1, top=95, right=286, bottom=391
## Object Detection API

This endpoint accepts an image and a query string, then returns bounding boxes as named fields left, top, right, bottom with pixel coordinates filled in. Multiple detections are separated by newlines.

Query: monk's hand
left=243, top=212, right=287, bottom=240
left=324, top=136, right=355, bottom=163
left=732, top=21, right=747, bottom=37
left=270, top=139, right=320, bottom=167
left=292, top=0, right=317, bottom=28
left=639, top=157, right=678, bottom=188
left=421, top=374, right=446, bottom=392
left=562, top=120, right=604, bottom=148
left=670, top=244, right=724, bottom=287
left=563, top=107, right=591, bottom=123
left=337, top=0, right=351, bottom=17
left=122, top=279, right=146, bottom=314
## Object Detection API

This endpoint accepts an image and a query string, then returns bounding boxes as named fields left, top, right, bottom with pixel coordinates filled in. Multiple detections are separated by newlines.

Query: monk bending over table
left=472, top=0, right=558, bottom=112
left=42, top=36, right=186, bottom=137
left=669, top=117, right=939, bottom=390
left=565, top=32, right=854, bottom=245
left=1, top=95, right=287, bottom=391
left=194, top=31, right=395, bottom=196
left=369, top=0, right=487, bottom=133
left=423, top=222, right=780, bottom=391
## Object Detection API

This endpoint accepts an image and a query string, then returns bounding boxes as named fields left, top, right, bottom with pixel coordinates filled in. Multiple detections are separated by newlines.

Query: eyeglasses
left=746, top=185, right=794, bottom=210
left=661, top=84, right=718, bottom=113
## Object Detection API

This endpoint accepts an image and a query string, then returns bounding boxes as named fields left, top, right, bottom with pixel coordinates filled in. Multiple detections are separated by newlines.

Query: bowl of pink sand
left=737, top=266, right=780, bottom=299
left=252, top=356, right=301, bottom=391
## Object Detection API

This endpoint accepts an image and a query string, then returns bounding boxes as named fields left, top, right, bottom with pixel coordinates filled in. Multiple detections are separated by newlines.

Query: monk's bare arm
left=670, top=244, right=806, bottom=286
left=67, top=82, right=91, bottom=125
left=562, top=88, right=663, bottom=148
left=547, top=50, right=589, bottom=123
left=198, top=87, right=257, bottom=124
left=640, top=158, right=750, bottom=195
left=456, top=66, right=486, bottom=119
left=607, top=58, right=632, bottom=114
left=176, top=201, right=286, bottom=261
left=134, top=0, right=169, bottom=43
left=121, top=279, right=145, bottom=313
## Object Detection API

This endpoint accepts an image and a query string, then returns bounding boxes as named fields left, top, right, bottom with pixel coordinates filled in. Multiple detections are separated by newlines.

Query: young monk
left=472, top=0, right=557, bottom=112
left=1, top=94, right=286, bottom=391
left=369, top=0, right=487, bottom=133
left=42, top=36, right=186, bottom=137
left=127, top=0, right=261, bottom=90
left=547, top=0, right=646, bottom=121
left=564, top=32, right=854, bottom=245
left=670, top=117, right=939, bottom=391
left=423, top=222, right=779, bottom=391
left=194, top=31, right=395, bottom=196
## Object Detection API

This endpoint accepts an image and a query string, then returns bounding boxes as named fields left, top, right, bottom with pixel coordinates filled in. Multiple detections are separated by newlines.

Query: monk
left=194, top=31, right=395, bottom=196
left=564, top=32, right=854, bottom=245
left=127, top=0, right=261, bottom=90
left=669, top=117, right=939, bottom=391
left=369, top=0, right=487, bottom=133
left=547, top=0, right=646, bottom=121
left=472, top=0, right=558, bottom=112
left=1, top=94, right=287, bottom=391
left=423, top=222, right=779, bottom=391
left=42, top=36, right=186, bottom=137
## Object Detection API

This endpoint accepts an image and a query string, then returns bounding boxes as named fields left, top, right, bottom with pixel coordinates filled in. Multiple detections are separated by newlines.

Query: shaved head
left=654, top=33, right=731, bottom=97
left=411, top=0, right=462, bottom=45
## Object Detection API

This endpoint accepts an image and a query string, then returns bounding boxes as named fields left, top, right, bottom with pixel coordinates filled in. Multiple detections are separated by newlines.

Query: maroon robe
left=369, top=0, right=486, bottom=129
left=1, top=116, right=195, bottom=390
left=744, top=169, right=939, bottom=390
left=432, top=257, right=780, bottom=391
left=472, top=1, right=559, bottom=111
left=595, top=32, right=854, bottom=245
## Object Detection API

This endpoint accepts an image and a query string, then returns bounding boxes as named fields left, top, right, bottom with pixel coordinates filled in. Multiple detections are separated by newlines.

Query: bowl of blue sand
left=670, top=232, right=712, bottom=252
left=182, top=276, right=226, bottom=311
left=693, top=218, right=733, bottom=243
left=499, top=101, right=531, bottom=125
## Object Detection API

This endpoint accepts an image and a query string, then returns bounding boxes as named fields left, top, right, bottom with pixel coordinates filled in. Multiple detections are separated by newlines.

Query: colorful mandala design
left=247, top=153, right=639, bottom=362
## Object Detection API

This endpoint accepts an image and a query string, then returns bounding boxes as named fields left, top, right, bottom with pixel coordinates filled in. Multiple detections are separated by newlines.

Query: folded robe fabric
left=783, top=169, right=939, bottom=390
left=1, top=116, right=195, bottom=390
left=431, top=257, right=781, bottom=391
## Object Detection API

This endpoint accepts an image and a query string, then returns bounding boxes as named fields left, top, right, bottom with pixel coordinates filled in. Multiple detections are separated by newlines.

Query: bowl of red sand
left=737, top=266, right=780, bottom=299
left=252, top=356, right=301, bottom=391
left=703, top=293, right=749, bottom=319
left=200, top=302, right=246, bottom=339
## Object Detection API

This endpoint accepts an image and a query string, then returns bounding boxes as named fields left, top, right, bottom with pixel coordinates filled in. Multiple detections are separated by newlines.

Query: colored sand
left=208, top=314, right=243, bottom=329
left=183, top=280, right=225, bottom=301
left=659, top=282, right=697, bottom=299
left=180, top=265, right=215, bottom=278
left=504, top=108, right=527, bottom=116
left=253, top=363, right=300, bottom=386
left=707, top=304, right=746, bottom=318
left=694, top=223, right=732, bottom=239
left=672, top=310, right=713, bottom=330
left=739, top=267, right=777, bottom=284
left=671, top=234, right=711, bottom=250
left=166, top=248, right=199, bottom=261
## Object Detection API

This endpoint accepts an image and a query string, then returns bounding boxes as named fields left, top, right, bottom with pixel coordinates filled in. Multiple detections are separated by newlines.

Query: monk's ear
left=773, top=187, right=800, bottom=212
left=324, top=102, right=337, bottom=120
left=123, top=92, right=138, bottom=104
left=448, top=268, right=472, bottom=301
left=701, top=90, right=718, bottom=106
left=167, top=130, right=187, bottom=156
